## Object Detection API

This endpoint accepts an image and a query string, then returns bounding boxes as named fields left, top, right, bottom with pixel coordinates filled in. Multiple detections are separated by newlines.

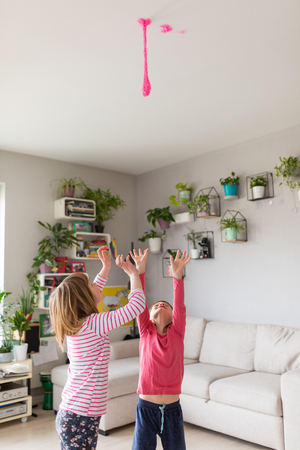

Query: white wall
left=0, top=149, right=137, bottom=386
left=136, top=125, right=300, bottom=329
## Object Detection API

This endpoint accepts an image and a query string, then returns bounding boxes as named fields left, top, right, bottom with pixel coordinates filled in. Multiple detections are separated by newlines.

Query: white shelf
left=224, top=195, right=238, bottom=200
left=37, top=273, right=70, bottom=309
left=54, top=197, right=96, bottom=222
left=66, top=232, right=111, bottom=260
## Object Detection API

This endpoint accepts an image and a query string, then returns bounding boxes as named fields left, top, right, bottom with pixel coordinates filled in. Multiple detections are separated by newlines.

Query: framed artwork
left=73, top=222, right=89, bottom=232
left=39, top=314, right=55, bottom=337
left=71, top=262, right=86, bottom=273
left=97, top=286, right=132, bottom=326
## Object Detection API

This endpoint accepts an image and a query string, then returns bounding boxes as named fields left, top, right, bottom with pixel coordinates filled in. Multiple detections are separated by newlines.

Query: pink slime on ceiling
left=160, top=24, right=173, bottom=33
left=137, top=18, right=151, bottom=97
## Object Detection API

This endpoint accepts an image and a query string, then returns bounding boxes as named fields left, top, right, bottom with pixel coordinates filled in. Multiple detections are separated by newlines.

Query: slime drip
left=137, top=18, right=151, bottom=97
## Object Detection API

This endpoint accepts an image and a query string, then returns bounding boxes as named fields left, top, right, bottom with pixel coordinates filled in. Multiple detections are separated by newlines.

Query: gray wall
left=136, top=125, right=300, bottom=329
left=0, top=149, right=137, bottom=386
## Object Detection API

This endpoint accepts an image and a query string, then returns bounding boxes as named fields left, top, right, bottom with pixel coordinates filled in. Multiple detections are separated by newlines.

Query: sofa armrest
left=110, top=338, right=140, bottom=360
left=281, top=368, right=300, bottom=450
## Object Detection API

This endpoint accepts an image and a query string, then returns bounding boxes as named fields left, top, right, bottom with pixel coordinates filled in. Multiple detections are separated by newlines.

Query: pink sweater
left=60, top=274, right=146, bottom=417
left=137, top=274, right=186, bottom=396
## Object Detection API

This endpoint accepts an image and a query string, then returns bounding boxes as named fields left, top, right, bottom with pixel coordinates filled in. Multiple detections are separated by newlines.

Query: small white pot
left=14, top=343, right=28, bottom=361
left=252, top=186, right=265, bottom=199
left=190, top=248, right=200, bottom=259
left=0, top=352, right=13, bottom=363
left=173, top=212, right=193, bottom=224
left=148, top=237, right=162, bottom=254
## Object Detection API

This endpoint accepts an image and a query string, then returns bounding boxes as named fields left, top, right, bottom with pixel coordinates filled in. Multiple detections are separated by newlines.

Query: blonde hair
left=49, top=273, right=98, bottom=350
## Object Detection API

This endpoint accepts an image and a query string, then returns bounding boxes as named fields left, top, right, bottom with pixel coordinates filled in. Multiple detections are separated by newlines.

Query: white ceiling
left=1, top=0, right=300, bottom=175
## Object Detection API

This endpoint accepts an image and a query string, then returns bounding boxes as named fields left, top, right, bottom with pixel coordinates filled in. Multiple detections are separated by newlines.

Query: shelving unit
left=187, top=231, right=214, bottom=259
left=54, top=197, right=96, bottom=221
left=195, top=187, right=221, bottom=218
left=37, top=273, right=70, bottom=309
left=66, top=232, right=111, bottom=260
left=220, top=210, right=247, bottom=243
left=246, top=172, right=274, bottom=201
left=0, top=359, right=32, bottom=424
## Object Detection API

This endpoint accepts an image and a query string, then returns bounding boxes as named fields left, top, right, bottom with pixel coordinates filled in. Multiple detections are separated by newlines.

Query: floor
left=0, top=404, right=272, bottom=450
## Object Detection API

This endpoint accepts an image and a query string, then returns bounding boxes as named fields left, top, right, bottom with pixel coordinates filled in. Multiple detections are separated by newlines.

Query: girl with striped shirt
left=50, top=246, right=147, bottom=450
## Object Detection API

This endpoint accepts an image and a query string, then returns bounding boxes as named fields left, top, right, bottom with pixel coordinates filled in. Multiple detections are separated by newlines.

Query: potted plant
left=0, top=341, right=14, bottom=363
left=27, top=271, right=47, bottom=302
left=9, top=311, right=33, bottom=361
left=17, top=287, right=37, bottom=321
left=82, top=187, right=126, bottom=232
left=37, top=221, right=79, bottom=273
left=146, top=206, right=175, bottom=230
left=169, top=183, right=193, bottom=206
left=250, top=176, right=267, bottom=199
left=184, top=228, right=202, bottom=259
left=217, top=217, right=245, bottom=241
left=219, top=172, right=240, bottom=197
left=138, top=230, right=166, bottom=254
left=31, top=246, right=60, bottom=273
left=188, top=195, right=210, bottom=216
left=51, top=177, right=86, bottom=199
left=274, top=156, right=300, bottom=200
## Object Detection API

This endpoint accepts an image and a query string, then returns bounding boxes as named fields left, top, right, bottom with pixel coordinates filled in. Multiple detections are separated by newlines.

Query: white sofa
left=51, top=317, right=300, bottom=449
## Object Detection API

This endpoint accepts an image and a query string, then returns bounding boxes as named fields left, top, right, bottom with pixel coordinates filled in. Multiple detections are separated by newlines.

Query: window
left=0, top=182, right=5, bottom=291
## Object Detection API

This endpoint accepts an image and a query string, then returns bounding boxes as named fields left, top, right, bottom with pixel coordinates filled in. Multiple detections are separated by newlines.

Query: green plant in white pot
left=274, top=156, right=300, bottom=206
left=184, top=228, right=202, bottom=259
left=138, top=230, right=166, bottom=254
left=250, top=176, right=267, bottom=200
left=9, top=311, right=33, bottom=361
left=217, top=217, right=245, bottom=241
left=0, top=341, right=14, bottom=363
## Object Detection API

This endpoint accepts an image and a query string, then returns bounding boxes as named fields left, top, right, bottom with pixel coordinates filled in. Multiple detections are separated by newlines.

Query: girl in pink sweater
left=130, top=248, right=191, bottom=450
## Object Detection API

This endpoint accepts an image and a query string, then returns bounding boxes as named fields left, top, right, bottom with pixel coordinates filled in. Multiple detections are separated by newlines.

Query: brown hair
left=49, top=273, right=98, bottom=350
left=149, top=301, right=173, bottom=333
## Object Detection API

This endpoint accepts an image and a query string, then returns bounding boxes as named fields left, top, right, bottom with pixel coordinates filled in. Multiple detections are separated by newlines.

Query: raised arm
left=170, top=250, right=191, bottom=335
left=130, top=248, right=150, bottom=335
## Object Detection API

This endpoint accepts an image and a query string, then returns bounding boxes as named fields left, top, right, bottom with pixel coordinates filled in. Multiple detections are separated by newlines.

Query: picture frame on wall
left=73, top=222, right=89, bottom=232
left=71, top=262, right=86, bottom=273
left=39, top=314, right=55, bottom=338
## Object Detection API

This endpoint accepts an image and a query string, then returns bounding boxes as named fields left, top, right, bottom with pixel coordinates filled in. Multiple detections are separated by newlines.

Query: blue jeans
left=55, top=409, right=101, bottom=450
left=132, top=398, right=186, bottom=450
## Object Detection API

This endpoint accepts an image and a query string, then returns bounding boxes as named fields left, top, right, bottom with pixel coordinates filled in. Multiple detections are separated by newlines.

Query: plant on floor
left=219, top=172, right=240, bottom=186
left=9, top=311, right=33, bottom=345
left=81, top=187, right=126, bottom=231
left=138, top=230, right=166, bottom=242
left=274, top=156, right=300, bottom=191
left=169, top=183, right=193, bottom=206
left=146, top=207, right=175, bottom=227
left=250, top=176, right=268, bottom=189
left=51, top=177, right=87, bottom=199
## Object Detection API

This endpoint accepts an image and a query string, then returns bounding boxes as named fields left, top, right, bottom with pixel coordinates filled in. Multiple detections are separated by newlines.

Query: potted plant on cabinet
left=219, top=172, right=240, bottom=197
left=250, top=176, right=267, bottom=199
left=217, top=217, right=245, bottom=241
left=184, top=229, right=202, bottom=259
left=0, top=291, right=16, bottom=363
left=9, top=311, right=33, bottom=361
left=17, top=287, right=37, bottom=321
left=51, top=177, right=86, bottom=199
left=138, top=230, right=166, bottom=254
left=81, top=187, right=126, bottom=232
left=37, top=221, right=79, bottom=273
left=274, top=156, right=300, bottom=200
left=146, top=206, right=175, bottom=230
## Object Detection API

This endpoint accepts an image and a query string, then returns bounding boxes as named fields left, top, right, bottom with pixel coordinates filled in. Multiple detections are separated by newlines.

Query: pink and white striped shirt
left=60, top=274, right=146, bottom=417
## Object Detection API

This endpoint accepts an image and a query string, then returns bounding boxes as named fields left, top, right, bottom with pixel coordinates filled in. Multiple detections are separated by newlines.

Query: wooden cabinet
left=0, top=359, right=32, bottom=424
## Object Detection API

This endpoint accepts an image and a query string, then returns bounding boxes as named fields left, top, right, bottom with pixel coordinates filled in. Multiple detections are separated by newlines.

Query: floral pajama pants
left=55, top=409, right=101, bottom=450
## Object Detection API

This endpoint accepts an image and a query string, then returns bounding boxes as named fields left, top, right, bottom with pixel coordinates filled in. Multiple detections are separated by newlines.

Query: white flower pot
left=13, top=343, right=28, bottom=362
left=0, top=352, right=13, bottom=363
left=148, top=237, right=162, bottom=254
left=173, top=212, right=193, bottom=225
left=190, top=248, right=200, bottom=259
left=252, top=186, right=265, bottom=199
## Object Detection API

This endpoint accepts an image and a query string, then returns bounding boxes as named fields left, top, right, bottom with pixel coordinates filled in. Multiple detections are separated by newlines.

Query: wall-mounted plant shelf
left=54, top=197, right=96, bottom=221
left=162, top=249, right=186, bottom=278
left=187, top=231, right=214, bottom=259
left=219, top=210, right=247, bottom=243
left=246, top=172, right=274, bottom=201
left=195, top=187, right=220, bottom=218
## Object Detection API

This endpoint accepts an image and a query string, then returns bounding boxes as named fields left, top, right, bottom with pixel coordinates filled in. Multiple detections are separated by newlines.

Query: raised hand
left=130, top=248, right=149, bottom=274
left=116, top=254, right=142, bottom=291
left=170, top=250, right=191, bottom=280
left=97, top=246, right=111, bottom=278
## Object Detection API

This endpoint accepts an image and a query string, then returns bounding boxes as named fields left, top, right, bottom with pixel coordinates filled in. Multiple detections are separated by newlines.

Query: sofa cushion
left=210, top=371, right=282, bottom=417
left=200, top=321, right=257, bottom=371
left=255, top=324, right=300, bottom=374
left=184, top=317, right=207, bottom=360
left=110, top=338, right=140, bottom=360
left=51, top=364, right=69, bottom=388
left=107, top=356, right=140, bottom=400
left=184, top=358, right=199, bottom=366
left=182, top=362, right=249, bottom=399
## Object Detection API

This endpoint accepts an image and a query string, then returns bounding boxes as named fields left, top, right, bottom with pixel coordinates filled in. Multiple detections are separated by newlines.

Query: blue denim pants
left=55, top=409, right=101, bottom=450
left=132, top=398, right=186, bottom=450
